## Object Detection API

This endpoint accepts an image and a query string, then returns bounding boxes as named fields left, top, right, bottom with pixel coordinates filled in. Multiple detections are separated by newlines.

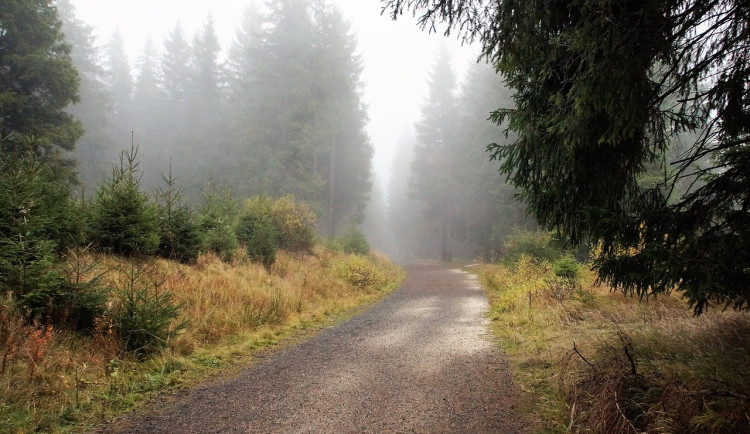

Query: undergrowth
left=0, top=248, right=404, bottom=433
left=476, top=255, right=750, bottom=433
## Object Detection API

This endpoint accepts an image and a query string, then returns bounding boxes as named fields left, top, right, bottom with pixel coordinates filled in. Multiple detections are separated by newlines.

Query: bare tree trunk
left=441, top=151, right=453, bottom=262
left=328, top=139, right=336, bottom=237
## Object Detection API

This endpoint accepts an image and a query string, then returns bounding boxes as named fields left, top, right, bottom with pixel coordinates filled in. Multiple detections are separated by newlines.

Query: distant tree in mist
left=132, top=38, right=162, bottom=122
left=362, top=179, right=394, bottom=255
left=161, top=23, right=192, bottom=106
left=227, top=0, right=372, bottom=236
left=388, top=128, right=425, bottom=260
left=226, top=5, right=263, bottom=91
left=54, top=1, right=372, bottom=242
left=191, top=13, right=223, bottom=106
left=178, top=13, right=231, bottom=200
left=391, top=52, right=531, bottom=261
left=57, top=0, right=114, bottom=188
left=452, top=60, right=535, bottom=256
left=157, top=22, right=193, bottom=190
left=411, top=45, right=459, bottom=261
left=131, top=38, right=168, bottom=188
left=103, top=29, right=133, bottom=146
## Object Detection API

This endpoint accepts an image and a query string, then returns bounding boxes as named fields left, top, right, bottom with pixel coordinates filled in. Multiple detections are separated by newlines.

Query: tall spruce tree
left=310, top=3, right=372, bottom=236
left=103, top=29, right=133, bottom=147
left=57, top=0, right=113, bottom=188
left=452, top=60, right=534, bottom=257
left=385, top=0, right=750, bottom=312
left=161, top=22, right=192, bottom=108
left=228, top=0, right=371, bottom=237
left=247, top=0, right=321, bottom=202
left=0, top=0, right=81, bottom=173
left=411, top=45, right=459, bottom=261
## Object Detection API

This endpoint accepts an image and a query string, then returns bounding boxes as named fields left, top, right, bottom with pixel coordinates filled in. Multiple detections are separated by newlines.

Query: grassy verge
left=1, top=248, right=404, bottom=433
left=474, top=256, right=750, bottom=433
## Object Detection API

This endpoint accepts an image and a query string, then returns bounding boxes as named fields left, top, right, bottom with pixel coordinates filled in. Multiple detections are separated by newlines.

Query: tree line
left=0, top=0, right=375, bottom=340
left=59, top=0, right=372, bottom=238
left=388, top=46, right=536, bottom=261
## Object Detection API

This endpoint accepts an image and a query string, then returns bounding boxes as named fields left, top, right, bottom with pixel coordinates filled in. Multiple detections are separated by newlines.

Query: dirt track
left=97, top=263, right=526, bottom=433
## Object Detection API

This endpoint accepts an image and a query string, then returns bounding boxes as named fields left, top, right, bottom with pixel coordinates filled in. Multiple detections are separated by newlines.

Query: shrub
left=198, top=179, right=238, bottom=262
left=489, top=255, right=553, bottom=311
left=236, top=198, right=277, bottom=269
left=50, top=245, right=109, bottom=331
left=333, top=255, right=386, bottom=290
left=502, top=231, right=565, bottom=265
left=337, top=226, right=370, bottom=256
left=553, top=254, right=582, bottom=280
left=88, top=146, right=160, bottom=257
left=271, top=195, right=316, bottom=252
left=111, top=263, right=186, bottom=356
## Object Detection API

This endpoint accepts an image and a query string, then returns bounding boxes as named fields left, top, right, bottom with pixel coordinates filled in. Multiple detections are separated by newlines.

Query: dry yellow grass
left=475, top=257, right=750, bottom=433
left=0, top=247, right=404, bottom=433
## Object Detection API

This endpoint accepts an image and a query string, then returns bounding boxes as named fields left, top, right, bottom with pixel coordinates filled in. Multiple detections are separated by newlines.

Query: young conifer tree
left=89, top=144, right=160, bottom=257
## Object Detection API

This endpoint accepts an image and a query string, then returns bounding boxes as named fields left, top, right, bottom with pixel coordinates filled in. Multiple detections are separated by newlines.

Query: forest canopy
left=383, top=0, right=750, bottom=313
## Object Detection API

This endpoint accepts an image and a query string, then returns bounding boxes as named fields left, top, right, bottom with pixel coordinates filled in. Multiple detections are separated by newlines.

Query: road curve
left=97, top=263, right=527, bottom=433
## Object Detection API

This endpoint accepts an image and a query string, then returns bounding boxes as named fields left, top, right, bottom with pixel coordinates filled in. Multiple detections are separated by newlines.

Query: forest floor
left=94, top=263, right=528, bottom=433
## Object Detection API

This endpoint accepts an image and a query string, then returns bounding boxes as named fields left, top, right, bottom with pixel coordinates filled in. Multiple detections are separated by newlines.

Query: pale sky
left=68, top=0, right=480, bottom=194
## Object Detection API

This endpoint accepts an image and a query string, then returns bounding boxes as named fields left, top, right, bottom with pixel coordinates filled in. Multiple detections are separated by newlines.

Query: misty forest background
left=55, top=0, right=531, bottom=260
left=4, top=0, right=750, bottom=432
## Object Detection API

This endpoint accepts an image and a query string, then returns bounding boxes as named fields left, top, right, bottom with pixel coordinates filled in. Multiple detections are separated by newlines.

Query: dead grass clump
left=563, top=316, right=750, bottom=433
left=1, top=247, right=404, bottom=433
left=478, top=261, right=750, bottom=433
left=1, top=296, right=118, bottom=431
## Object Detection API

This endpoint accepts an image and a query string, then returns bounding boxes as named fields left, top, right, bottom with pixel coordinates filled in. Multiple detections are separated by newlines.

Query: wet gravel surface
left=97, top=263, right=527, bottom=433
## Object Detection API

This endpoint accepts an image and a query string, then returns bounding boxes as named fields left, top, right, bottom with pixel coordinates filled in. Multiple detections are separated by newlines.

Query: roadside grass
left=0, top=248, right=404, bottom=433
left=475, top=256, right=750, bottom=433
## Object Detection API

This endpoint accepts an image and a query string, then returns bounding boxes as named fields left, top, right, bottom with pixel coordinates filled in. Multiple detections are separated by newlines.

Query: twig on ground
left=573, top=341, right=596, bottom=372
left=614, top=390, right=640, bottom=434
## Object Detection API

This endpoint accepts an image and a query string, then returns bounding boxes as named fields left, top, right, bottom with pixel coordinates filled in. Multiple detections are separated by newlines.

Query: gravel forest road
left=97, top=263, right=527, bottom=433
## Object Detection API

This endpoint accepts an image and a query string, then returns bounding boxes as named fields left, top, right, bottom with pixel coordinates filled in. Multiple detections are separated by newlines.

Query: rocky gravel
left=96, top=263, right=527, bottom=433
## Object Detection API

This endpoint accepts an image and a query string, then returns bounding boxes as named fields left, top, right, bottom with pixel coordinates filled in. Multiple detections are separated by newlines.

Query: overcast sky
left=68, top=0, right=480, bottom=194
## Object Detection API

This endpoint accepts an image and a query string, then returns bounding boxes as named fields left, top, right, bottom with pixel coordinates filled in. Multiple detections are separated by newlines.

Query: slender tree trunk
left=441, top=150, right=453, bottom=262
left=328, top=139, right=336, bottom=237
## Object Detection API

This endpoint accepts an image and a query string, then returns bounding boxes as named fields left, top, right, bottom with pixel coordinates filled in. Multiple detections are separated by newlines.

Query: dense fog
left=57, top=0, right=531, bottom=260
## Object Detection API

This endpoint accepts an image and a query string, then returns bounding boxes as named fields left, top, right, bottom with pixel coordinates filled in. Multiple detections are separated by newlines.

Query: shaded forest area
left=387, top=47, right=536, bottom=261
